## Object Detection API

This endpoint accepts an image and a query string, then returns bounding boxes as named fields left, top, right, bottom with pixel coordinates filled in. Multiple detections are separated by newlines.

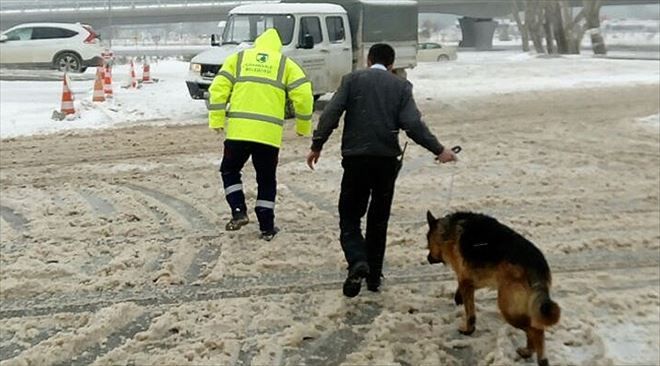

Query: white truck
left=185, top=0, right=418, bottom=100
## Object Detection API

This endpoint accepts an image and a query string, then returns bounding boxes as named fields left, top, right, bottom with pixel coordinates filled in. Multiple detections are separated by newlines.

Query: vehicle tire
left=54, top=52, right=83, bottom=73
left=437, top=55, right=450, bottom=62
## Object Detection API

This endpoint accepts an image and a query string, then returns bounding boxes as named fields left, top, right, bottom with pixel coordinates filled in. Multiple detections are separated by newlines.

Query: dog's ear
left=426, top=210, right=436, bottom=227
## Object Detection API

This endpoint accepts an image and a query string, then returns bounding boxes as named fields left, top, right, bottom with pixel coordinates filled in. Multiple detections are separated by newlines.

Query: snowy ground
left=2, top=51, right=659, bottom=139
left=0, top=51, right=659, bottom=365
left=0, top=60, right=204, bottom=139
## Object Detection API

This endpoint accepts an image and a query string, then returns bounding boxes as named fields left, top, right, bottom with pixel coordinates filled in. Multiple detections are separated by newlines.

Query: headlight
left=190, top=63, right=202, bottom=73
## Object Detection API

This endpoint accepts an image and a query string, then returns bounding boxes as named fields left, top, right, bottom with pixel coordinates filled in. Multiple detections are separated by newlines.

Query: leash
left=396, top=141, right=409, bottom=174
left=445, top=145, right=462, bottom=208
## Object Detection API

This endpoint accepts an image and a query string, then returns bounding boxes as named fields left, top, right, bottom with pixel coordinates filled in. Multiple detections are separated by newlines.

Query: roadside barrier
left=142, top=57, right=153, bottom=84
left=104, top=63, right=113, bottom=98
left=128, top=59, right=137, bottom=88
left=61, top=73, right=76, bottom=115
left=92, top=67, right=106, bottom=102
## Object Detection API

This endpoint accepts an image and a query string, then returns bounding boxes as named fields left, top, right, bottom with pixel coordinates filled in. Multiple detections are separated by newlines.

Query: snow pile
left=0, top=60, right=205, bottom=139
left=410, top=51, right=660, bottom=101
left=637, top=113, right=660, bottom=128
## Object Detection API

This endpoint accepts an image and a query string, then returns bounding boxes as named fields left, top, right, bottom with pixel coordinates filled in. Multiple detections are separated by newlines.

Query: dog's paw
left=458, top=324, right=475, bottom=336
left=537, top=358, right=549, bottom=366
left=454, top=289, right=463, bottom=305
left=516, top=347, right=533, bottom=359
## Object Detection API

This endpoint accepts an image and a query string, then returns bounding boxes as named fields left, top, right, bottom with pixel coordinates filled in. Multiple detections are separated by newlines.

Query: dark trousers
left=220, top=140, right=279, bottom=232
left=339, top=156, right=399, bottom=277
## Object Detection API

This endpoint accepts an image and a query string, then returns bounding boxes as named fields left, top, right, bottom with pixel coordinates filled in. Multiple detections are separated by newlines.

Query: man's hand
left=307, top=150, right=321, bottom=170
left=213, top=128, right=223, bottom=134
left=436, top=148, right=457, bottom=163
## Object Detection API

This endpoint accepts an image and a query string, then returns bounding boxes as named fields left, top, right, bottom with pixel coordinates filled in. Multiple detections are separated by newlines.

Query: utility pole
left=107, top=0, right=113, bottom=48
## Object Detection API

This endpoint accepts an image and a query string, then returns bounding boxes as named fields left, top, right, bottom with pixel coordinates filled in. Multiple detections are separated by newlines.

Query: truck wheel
left=393, top=68, right=407, bottom=80
left=55, top=52, right=83, bottom=73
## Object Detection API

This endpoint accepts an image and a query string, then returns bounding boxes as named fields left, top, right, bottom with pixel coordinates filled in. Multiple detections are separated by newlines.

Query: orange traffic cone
left=142, top=57, right=153, bottom=84
left=92, top=67, right=106, bottom=102
left=129, top=59, right=137, bottom=88
left=61, top=72, right=76, bottom=115
left=104, top=63, right=113, bottom=98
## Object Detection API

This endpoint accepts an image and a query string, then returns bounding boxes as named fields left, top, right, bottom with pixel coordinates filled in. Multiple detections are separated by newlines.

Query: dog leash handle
left=444, top=145, right=461, bottom=208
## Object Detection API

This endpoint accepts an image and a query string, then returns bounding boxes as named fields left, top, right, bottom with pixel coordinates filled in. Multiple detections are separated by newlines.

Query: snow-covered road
left=1, top=51, right=659, bottom=365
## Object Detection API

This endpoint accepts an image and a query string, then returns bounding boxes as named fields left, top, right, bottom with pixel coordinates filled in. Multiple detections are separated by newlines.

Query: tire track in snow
left=0, top=205, right=28, bottom=232
left=122, top=183, right=211, bottom=230
left=120, top=184, right=221, bottom=283
left=0, top=249, right=657, bottom=320
left=55, top=313, right=156, bottom=366
left=78, top=190, right=116, bottom=217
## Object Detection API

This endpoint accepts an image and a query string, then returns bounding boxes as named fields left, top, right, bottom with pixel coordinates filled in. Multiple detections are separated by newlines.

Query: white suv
left=0, top=23, right=104, bottom=72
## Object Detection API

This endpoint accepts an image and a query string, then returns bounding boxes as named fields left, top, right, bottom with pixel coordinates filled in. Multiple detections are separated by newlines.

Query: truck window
left=223, top=14, right=294, bottom=45
left=326, top=16, right=345, bottom=43
left=300, top=17, right=323, bottom=44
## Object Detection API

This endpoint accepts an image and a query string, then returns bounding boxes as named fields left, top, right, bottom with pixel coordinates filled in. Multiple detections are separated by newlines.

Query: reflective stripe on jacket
left=208, top=28, right=314, bottom=148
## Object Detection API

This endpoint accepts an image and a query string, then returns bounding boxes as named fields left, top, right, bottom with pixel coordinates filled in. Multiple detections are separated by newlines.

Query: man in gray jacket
left=306, top=43, right=457, bottom=297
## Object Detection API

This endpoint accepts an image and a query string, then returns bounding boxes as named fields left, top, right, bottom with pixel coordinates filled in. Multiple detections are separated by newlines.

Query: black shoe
left=225, top=212, right=249, bottom=231
left=366, top=273, right=382, bottom=292
left=343, top=261, right=369, bottom=298
left=260, top=226, right=280, bottom=241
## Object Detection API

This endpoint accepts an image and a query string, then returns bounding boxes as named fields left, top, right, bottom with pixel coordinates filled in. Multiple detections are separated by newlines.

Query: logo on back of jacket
left=244, top=52, right=274, bottom=74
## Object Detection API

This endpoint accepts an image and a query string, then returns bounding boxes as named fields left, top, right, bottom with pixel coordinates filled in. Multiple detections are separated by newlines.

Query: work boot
left=366, top=273, right=383, bottom=292
left=343, top=261, right=369, bottom=298
left=225, top=212, right=249, bottom=231
left=260, top=226, right=280, bottom=241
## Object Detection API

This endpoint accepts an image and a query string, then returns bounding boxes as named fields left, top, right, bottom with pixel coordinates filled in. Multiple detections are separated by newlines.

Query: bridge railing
left=0, top=0, right=264, bottom=12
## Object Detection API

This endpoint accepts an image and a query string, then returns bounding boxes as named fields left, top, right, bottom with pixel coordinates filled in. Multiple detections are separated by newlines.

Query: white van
left=185, top=1, right=418, bottom=100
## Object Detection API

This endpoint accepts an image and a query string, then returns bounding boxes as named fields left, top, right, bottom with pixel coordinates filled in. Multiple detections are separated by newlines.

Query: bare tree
left=559, top=0, right=585, bottom=53
left=515, top=0, right=606, bottom=55
left=511, top=0, right=530, bottom=52
left=543, top=1, right=557, bottom=54
left=550, top=1, right=569, bottom=54
left=583, top=0, right=607, bottom=55
left=524, top=0, right=546, bottom=53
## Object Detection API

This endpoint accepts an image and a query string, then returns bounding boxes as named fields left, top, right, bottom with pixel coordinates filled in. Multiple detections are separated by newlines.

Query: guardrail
left=0, top=0, right=270, bottom=12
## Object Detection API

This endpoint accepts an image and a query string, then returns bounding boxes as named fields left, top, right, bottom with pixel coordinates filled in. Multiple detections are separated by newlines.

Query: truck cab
left=186, top=3, right=352, bottom=100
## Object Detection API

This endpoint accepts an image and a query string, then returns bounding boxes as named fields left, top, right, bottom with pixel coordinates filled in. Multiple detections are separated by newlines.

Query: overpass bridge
left=1, top=0, right=656, bottom=29
left=1, top=0, right=656, bottom=50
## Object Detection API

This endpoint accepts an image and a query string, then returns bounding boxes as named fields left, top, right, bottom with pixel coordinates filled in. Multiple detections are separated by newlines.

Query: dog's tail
left=530, top=286, right=561, bottom=327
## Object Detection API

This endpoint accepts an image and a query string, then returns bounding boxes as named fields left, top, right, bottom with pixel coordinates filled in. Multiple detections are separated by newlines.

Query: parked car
left=0, top=23, right=104, bottom=72
left=417, top=42, right=457, bottom=62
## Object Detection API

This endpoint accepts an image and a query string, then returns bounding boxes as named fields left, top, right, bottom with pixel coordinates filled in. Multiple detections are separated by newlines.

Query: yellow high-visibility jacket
left=207, top=28, right=314, bottom=148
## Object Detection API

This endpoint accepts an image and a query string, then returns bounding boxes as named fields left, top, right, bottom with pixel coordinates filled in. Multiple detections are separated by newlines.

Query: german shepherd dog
left=426, top=211, right=560, bottom=366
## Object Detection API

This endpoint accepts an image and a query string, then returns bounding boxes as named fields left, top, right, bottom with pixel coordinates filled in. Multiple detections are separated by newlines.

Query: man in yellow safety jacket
left=208, top=28, right=313, bottom=241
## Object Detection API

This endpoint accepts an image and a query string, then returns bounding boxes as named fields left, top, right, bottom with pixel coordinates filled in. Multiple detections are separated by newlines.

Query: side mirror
left=0, top=34, right=7, bottom=43
left=211, top=34, right=221, bottom=47
left=298, top=34, right=314, bottom=49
